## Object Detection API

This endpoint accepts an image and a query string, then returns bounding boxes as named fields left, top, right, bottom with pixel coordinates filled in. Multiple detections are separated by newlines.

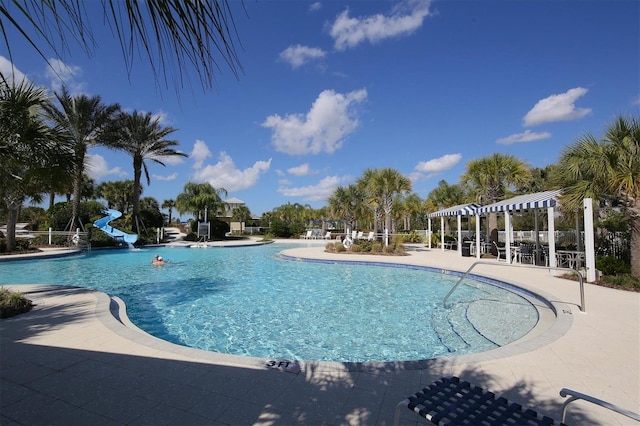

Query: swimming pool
left=0, top=244, right=539, bottom=362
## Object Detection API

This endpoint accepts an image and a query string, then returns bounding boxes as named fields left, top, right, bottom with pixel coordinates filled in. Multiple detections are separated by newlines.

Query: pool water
left=0, top=244, right=539, bottom=362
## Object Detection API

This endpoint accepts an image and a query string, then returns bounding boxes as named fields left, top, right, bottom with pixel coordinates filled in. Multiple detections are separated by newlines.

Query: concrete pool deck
left=1, top=240, right=638, bottom=425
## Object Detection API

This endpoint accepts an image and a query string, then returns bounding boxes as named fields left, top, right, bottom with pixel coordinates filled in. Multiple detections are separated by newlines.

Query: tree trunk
left=6, top=207, right=19, bottom=252
left=131, top=157, right=143, bottom=234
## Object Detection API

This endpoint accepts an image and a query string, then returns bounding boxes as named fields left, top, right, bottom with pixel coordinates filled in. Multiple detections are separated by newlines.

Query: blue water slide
left=93, top=209, right=138, bottom=244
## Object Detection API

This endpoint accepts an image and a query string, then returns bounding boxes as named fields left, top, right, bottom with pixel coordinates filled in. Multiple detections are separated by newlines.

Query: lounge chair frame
left=394, top=376, right=640, bottom=426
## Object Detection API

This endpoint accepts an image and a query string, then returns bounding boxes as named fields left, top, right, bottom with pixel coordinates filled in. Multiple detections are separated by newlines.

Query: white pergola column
left=457, top=215, right=462, bottom=256
left=428, top=217, right=432, bottom=249
left=505, top=211, right=513, bottom=264
left=584, top=198, right=596, bottom=282
left=548, top=206, right=557, bottom=274
left=475, top=213, right=481, bottom=259
left=440, top=217, right=445, bottom=252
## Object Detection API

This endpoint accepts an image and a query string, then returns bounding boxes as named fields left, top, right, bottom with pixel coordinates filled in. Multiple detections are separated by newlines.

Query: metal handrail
left=560, top=388, right=640, bottom=423
left=443, top=261, right=586, bottom=312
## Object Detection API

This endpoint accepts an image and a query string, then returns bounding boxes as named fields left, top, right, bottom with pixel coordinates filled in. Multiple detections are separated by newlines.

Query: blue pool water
left=0, top=244, right=539, bottom=362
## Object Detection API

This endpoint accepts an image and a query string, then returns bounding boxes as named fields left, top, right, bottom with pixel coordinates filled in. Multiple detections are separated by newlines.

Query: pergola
left=475, top=190, right=563, bottom=265
left=427, top=203, right=480, bottom=254
left=427, top=190, right=596, bottom=282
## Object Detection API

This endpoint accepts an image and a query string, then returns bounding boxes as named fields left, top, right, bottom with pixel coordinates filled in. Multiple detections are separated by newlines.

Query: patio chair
left=492, top=240, right=507, bottom=262
left=519, top=244, right=535, bottom=264
left=301, top=230, right=313, bottom=239
left=366, top=231, right=375, bottom=241
left=321, top=231, right=332, bottom=240
left=394, top=376, right=640, bottom=426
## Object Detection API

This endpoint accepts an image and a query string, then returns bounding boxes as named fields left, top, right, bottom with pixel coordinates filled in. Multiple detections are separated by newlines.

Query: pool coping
left=90, top=245, right=574, bottom=373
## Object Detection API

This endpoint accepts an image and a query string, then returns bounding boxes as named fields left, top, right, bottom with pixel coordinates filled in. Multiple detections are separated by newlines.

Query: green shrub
left=325, top=242, right=336, bottom=252
left=370, top=243, right=383, bottom=253
left=394, top=243, right=407, bottom=255
left=0, top=288, right=34, bottom=318
left=397, top=231, right=424, bottom=243
left=596, top=256, right=631, bottom=276
left=601, top=274, right=640, bottom=291
left=351, top=244, right=362, bottom=253
left=353, top=239, right=373, bottom=252
left=335, top=243, right=346, bottom=252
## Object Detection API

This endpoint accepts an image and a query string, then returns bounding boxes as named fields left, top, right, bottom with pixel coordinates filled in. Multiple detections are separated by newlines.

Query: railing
left=560, top=388, right=640, bottom=423
left=443, top=261, right=586, bottom=312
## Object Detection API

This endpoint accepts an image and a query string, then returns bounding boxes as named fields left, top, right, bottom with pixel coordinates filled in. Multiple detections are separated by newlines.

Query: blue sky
left=2, top=0, right=639, bottom=218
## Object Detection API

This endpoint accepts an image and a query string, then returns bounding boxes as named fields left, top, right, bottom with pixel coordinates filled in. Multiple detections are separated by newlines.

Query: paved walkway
left=1, top=241, right=638, bottom=425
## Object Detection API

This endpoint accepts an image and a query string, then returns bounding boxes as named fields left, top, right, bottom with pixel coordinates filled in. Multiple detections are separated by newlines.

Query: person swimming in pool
left=151, top=254, right=166, bottom=266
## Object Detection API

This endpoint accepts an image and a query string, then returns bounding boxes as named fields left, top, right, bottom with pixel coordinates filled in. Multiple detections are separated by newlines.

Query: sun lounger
left=395, top=376, right=640, bottom=426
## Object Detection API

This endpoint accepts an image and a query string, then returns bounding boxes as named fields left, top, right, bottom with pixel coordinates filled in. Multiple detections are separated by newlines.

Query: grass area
left=0, top=287, right=35, bottom=318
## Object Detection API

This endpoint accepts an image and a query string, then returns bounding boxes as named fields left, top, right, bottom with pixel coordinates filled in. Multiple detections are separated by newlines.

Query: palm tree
left=370, top=168, right=412, bottom=234
left=328, top=185, right=366, bottom=233
left=425, top=180, right=468, bottom=233
left=162, top=199, right=176, bottom=225
left=399, top=193, right=423, bottom=231
left=556, top=115, right=640, bottom=278
left=96, top=180, right=135, bottom=214
left=232, top=205, right=252, bottom=233
left=357, top=168, right=384, bottom=233
left=45, top=87, right=120, bottom=231
left=460, top=153, right=531, bottom=238
left=176, top=182, right=227, bottom=221
left=272, top=202, right=311, bottom=224
left=111, top=110, right=187, bottom=234
left=1, top=1, right=243, bottom=91
left=0, top=79, right=74, bottom=251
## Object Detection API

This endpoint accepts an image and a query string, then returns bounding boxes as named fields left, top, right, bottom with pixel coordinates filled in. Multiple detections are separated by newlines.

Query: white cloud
left=496, top=130, right=552, bottom=145
left=0, top=56, right=28, bottom=84
left=279, top=178, right=293, bottom=185
left=415, top=153, right=461, bottom=173
left=287, top=163, right=313, bottom=176
left=523, top=87, right=592, bottom=126
left=152, top=173, right=178, bottom=181
left=309, top=2, right=322, bottom=12
left=278, top=175, right=349, bottom=202
left=262, top=88, right=367, bottom=155
left=279, top=45, right=327, bottom=69
left=45, top=58, right=85, bottom=94
left=190, top=139, right=212, bottom=169
left=330, top=0, right=432, bottom=51
left=85, top=154, right=127, bottom=180
left=192, top=151, right=271, bottom=192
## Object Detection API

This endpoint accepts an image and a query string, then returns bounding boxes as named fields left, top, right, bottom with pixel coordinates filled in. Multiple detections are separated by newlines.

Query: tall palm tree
left=176, top=182, right=227, bottom=221
left=399, top=193, right=423, bottom=231
left=556, top=115, right=640, bottom=278
left=328, top=185, right=366, bottom=233
left=1, top=1, right=243, bottom=92
left=162, top=199, right=176, bottom=225
left=112, top=110, right=187, bottom=234
left=45, top=87, right=120, bottom=231
left=357, top=168, right=384, bottom=233
left=370, top=168, right=412, bottom=234
left=460, top=153, right=531, bottom=237
left=0, top=79, right=73, bottom=251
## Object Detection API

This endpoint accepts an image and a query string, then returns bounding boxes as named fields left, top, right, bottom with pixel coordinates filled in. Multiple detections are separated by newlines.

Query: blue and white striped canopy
left=476, top=190, right=562, bottom=214
left=428, top=203, right=480, bottom=218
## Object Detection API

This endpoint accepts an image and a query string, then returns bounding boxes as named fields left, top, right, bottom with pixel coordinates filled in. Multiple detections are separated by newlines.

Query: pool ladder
left=443, top=261, right=586, bottom=312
